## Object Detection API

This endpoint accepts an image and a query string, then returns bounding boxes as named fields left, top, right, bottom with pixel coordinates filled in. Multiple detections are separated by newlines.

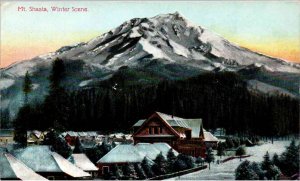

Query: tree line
left=14, top=58, right=299, bottom=144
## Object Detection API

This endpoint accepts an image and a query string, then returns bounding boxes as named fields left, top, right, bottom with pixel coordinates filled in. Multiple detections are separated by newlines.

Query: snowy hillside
left=0, top=12, right=299, bottom=118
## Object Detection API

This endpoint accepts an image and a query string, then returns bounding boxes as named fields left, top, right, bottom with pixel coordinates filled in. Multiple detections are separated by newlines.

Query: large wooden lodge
left=132, top=112, right=217, bottom=158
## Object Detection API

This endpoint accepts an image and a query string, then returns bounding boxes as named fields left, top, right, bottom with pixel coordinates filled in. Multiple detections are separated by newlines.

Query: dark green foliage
left=236, top=146, right=246, bottom=160
left=13, top=105, right=31, bottom=146
left=217, top=143, right=225, bottom=158
left=235, top=160, right=259, bottom=180
left=179, top=154, right=196, bottom=169
left=134, top=163, right=147, bottom=180
left=49, top=58, right=65, bottom=91
left=174, top=158, right=188, bottom=171
left=73, top=137, right=84, bottom=153
left=152, top=152, right=168, bottom=175
left=167, top=148, right=177, bottom=172
left=232, top=137, right=241, bottom=148
left=14, top=72, right=299, bottom=136
left=205, top=147, right=215, bottom=169
left=50, top=134, right=71, bottom=158
left=249, top=162, right=265, bottom=180
left=195, top=157, right=205, bottom=166
left=261, top=152, right=272, bottom=171
left=265, top=165, right=281, bottom=180
left=111, top=164, right=123, bottom=179
left=85, top=146, right=103, bottom=164
left=23, top=71, right=33, bottom=104
left=278, top=140, right=300, bottom=176
left=141, top=157, right=155, bottom=178
left=43, top=129, right=71, bottom=158
left=0, top=109, right=11, bottom=128
left=272, top=153, right=280, bottom=167
left=123, top=163, right=137, bottom=179
left=225, top=137, right=234, bottom=148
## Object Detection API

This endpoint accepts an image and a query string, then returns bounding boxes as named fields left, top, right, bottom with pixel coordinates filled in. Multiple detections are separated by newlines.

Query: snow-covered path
left=167, top=141, right=292, bottom=180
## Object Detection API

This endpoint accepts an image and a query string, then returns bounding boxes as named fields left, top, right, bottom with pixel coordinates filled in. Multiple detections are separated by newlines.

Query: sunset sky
left=1, top=1, right=299, bottom=68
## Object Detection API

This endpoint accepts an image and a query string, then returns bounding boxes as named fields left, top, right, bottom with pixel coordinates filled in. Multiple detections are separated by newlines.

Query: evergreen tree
left=44, top=129, right=71, bottom=158
left=279, top=140, right=300, bottom=176
left=195, top=157, right=205, bottom=166
left=43, top=58, right=69, bottom=129
left=235, top=160, right=259, bottom=180
left=167, top=148, right=177, bottom=172
left=23, top=71, right=33, bottom=105
left=174, top=158, right=187, bottom=171
left=217, top=143, right=225, bottom=158
left=52, top=136, right=72, bottom=158
left=152, top=152, right=168, bottom=175
left=236, top=146, right=246, bottom=161
left=261, top=151, right=281, bottom=179
left=73, top=137, right=84, bottom=153
left=141, top=157, right=155, bottom=178
left=85, top=146, right=103, bottom=164
left=13, top=105, right=31, bottom=146
left=123, top=163, right=137, bottom=179
left=261, top=152, right=272, bottom=170
left=134, top=163, right=147, bottom=179
left=272, top=153, right=280, bottom=167
left=111, top=164, right=123, bottom=179
left=49, top=58, right=65, bottom=91
left=249, top=162, right=265, bottom=180
left=205, top=147, right=215, bottom=169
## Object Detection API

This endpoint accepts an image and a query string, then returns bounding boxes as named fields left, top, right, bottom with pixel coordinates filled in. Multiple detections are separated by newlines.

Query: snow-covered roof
left=66, top=131, right=78, bottom=137
left=0, top=153, right=47, bottom=180
left=133, top=119, right=146, bottom=127
left=52, top=152, right=90, bottom=178
left=204, top=131, right=219, bottom=142
left=135, top=143, right=162, bottom=160
left=184, top=119, right=202, bottom=138
left=98, top=144, right=145, bottom=164
left=152, top=143, right=179, bottom=157
left=133, top=112, right=203, bottom=138
left=72, top=153, right=98, bottom=171
left=98, top=143, right=178, bottom=164
left=13, top=145, right=62, bottom=172
left=12, top=145, right=90, bottom=178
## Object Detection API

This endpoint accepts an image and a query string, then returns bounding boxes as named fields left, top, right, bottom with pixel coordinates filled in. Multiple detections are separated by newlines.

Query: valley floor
left=167, top=140, right=292, bottom=180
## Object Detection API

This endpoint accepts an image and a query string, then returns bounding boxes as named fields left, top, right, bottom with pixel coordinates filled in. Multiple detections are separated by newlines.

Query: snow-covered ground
left=167, top=140, right=294, bottom=180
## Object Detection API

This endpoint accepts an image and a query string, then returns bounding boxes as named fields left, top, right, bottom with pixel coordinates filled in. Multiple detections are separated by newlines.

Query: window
left=102, top=166, right=110, bottom=174
left=160, top=127, right=163, bottom=133
left=154, top=127, right=159, bottom=134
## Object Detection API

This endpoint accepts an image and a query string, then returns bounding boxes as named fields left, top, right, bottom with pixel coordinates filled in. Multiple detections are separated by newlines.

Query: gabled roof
left=203, top=130, right=219, bottom=142
left=0, top=153, right=47, bottom=180
left=97, top=143, right=178, bottom=164
left=156, top=112, right=190, bottom=129
left=133, top=112, right=203, bottom=138
left=98, top=144, right=146, bottom=164
left=136, top=143, right=178, bottom=160
left=52, top=152, right=90, bottom=178
left=13, top=145, right=62, bottom=172
left=152, top=143, right=179, bottom=157
left=71, top=154, right=98, bottom=171
left=12, top=145, right=90, bottom=178
left=133, top=119, right=146, bottom=127
left=184, top=119, right=203, bottom=138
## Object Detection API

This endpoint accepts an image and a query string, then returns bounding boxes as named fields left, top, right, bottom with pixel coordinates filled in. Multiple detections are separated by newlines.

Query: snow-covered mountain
left=1, top=12, right=299, bottom=118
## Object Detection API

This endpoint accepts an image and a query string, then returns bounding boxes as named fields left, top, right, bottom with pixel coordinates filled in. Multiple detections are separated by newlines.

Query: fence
left=149, top=165, right=207, bottom=180
left=221, top=155, right=251, bottom=163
